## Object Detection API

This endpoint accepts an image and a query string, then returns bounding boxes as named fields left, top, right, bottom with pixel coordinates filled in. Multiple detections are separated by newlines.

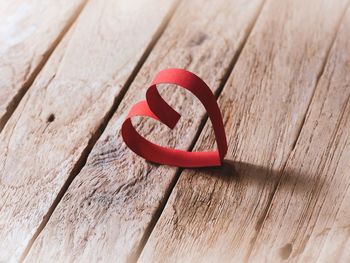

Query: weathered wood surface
left=24, top=0, right=266, bottom=262
left=0, top=0, right=87, bottom=132
left=139, top=0, right=350, bottom=262
left=2, top=0, right=350, bottom=262
left=248, top=7, right=350, bottom=262
left=0, top=0, right=177, bottom=262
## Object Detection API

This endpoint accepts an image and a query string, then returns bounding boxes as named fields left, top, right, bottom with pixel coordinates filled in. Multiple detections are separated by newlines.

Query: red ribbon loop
left=122, top=68, right=227, bottom=167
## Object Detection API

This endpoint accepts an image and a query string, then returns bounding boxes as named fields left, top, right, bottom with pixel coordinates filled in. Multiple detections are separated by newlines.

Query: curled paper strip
left=122, top=68, right=227, bottom=167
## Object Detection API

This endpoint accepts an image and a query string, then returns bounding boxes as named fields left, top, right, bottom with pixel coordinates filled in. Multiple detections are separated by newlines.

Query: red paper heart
left=122, top=68, right=227, bottom=167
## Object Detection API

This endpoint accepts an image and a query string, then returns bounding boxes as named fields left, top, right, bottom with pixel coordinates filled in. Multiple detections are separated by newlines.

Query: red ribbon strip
left=122, top=68, right=227, bottom=167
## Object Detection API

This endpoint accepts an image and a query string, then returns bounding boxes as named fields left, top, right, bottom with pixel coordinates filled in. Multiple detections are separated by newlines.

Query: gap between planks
left=21, top=0, right=270, bottom=261
left=18, top=1, right=182, bottom=262
left=134, top=0, right=268, bottom=261
left=136, top=0, right=350, bottom=261
left=0, top=0, right=88, bottom=134
left=244, top=1, right=350, bottom=261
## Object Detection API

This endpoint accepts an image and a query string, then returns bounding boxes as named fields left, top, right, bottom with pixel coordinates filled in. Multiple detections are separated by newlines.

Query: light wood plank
left=247, top=6, right=350, bottom=262
left=0, top=0, right=87, bottom=132
left=138, top=0, right=349, bottom=262
left=24, top=0, right=266, bottom=262
left=0, top=0, right=177, bottom=262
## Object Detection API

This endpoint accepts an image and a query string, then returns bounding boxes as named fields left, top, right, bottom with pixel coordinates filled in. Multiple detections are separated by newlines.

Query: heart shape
left=122, top=68, right=227, bottom=167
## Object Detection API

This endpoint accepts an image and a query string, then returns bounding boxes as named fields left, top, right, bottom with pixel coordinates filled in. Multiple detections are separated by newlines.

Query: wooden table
left=1, top=0, right=350, bottom=262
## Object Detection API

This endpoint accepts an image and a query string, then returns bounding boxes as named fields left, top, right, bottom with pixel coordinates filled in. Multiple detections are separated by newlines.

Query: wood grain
left=248, top=6, right=350, bottom=262
left=24, top=0, right=266, bottom=262
left=0, top=0, right=87, bottom=132
left=138, top=0, right=350, bottom=262
left=0, top=0, right=177, bottom=262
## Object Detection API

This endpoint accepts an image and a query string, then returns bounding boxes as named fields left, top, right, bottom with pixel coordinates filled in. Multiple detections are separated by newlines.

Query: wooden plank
left=247, top=6, right=350, bottom=262
left=0, top=0, right=177, bottom=262
left=317, top=186, right=350, bottom=263
left=23, top=0, right=266, bottom=262
left=0, top=0, right=87, bottom=132
left=138, top=0, right=350, bottom=262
